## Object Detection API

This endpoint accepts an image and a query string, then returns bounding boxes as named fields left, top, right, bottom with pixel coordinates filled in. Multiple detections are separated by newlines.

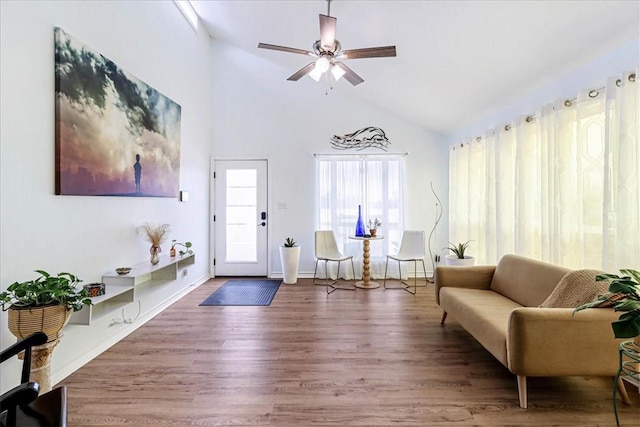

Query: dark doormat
left=199, top=279, right=282, bottom=306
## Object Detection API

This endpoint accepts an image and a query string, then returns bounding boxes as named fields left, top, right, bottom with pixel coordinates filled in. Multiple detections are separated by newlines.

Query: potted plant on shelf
left=280, top=237, right=300, bottom=285
left=170, top=240, right=193, bottom=257
left=575, top=269, right=640, bottom=347
left=443, top=240, right=475, bottom=266
left=367, top=218, right=382, bottom=237
left=0, top=270, right=91, bottom=391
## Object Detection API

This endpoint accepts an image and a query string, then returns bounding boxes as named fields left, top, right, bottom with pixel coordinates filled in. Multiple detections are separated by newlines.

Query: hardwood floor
left=60, top=278, right=639, bottom=426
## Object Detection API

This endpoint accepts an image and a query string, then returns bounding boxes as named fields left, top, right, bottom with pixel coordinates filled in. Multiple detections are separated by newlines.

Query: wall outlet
left=435, top=255, right=441, bottom=262
left=183, top=269, right=188, bottom=277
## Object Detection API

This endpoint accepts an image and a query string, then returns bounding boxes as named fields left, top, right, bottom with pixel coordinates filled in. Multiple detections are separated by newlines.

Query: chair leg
left=350, top=259, right=357, bottom=289
left=312, top=259, right=321, bottom=285
left=384, top=260, right=416, bottom=294
left=398, top=260, right=415, bottom=294
left=325, top=260, right=334, bottom=295
left=422, top=260, right=428, bottom=285
left=383, top=257, right=390, bottom=289
left=616, top=377, right=631, bottom=406
left=517, top=375, right=527, bottom=409
left=325, top=260, right=356, bottom=295
left=440, top=311, right=447, bottom=324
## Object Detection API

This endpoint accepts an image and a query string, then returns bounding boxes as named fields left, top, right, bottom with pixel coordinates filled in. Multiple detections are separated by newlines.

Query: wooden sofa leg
left=440, top=312, right=447, bottom=325
left=517, top=375, right=527, bottom=409
left=616, top=377, right=631, bottom=406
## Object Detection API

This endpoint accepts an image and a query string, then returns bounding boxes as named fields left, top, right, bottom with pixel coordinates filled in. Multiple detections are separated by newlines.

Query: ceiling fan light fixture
left=314, top=56, right=330, bottom=73
left=257, top=0, right=396, bottom=87
left=308, top=66, right=324, bottom=81
left=331, top=63, right=346, bottom=81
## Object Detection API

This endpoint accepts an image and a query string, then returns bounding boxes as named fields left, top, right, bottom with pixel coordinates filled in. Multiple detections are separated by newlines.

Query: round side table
left=348, top=236, right=384, bottom=289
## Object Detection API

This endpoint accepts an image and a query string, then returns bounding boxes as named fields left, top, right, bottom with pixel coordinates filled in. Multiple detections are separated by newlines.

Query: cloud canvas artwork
left=55, top=27, right=181, bottom=197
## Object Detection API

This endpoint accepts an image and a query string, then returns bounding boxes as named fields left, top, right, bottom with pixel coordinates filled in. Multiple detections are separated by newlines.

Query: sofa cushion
left=539, top=269, right=607, bottom=308
left=439, top=287, right=521, bottom=367
left=490, top=254, right=571, bottom=307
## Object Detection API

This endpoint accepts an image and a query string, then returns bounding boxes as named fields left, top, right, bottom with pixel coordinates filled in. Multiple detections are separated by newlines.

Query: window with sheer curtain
left=449, top=71, right=638, bottom=271
left=316, top=154, right=405, bottom=278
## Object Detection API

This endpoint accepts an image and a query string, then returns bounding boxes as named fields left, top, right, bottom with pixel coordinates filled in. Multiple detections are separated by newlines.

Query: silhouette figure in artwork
left=133, top=154, right=142, bottom=193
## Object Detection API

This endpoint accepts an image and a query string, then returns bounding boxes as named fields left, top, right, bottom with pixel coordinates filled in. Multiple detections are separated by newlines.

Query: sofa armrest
left=435, top=265, right=496, bottom=305
left=507, top=307, right=623, bottom=376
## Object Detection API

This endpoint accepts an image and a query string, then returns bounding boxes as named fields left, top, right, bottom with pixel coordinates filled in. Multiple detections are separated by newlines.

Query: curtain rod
left=462, top=73, right=636, bottom=144
left=314, top=152, right=408, bottom=157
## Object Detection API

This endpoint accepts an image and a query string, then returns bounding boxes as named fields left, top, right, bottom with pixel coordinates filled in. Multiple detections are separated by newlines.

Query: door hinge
left=213, top=258, right=216, bottom=266
left=213, top=171, right=216, bottom=179
left=213, top=215, right=216, bottom=222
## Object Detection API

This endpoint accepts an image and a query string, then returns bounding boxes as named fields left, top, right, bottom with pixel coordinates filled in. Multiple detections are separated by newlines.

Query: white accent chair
left=383, top=230, right=428, bottom=294
left=313, top=230, right=357, bottom=295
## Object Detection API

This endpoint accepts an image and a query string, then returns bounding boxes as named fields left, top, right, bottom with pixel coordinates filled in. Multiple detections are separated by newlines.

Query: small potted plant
left=575, top=269, right=640, bottom=347
left=443, top=240, right=475, bottom=266
left=279, top=237, right=300, bottom=284
left=170, top=240, right=193, bottom=257
left=367, top=218, right=382, bottom=237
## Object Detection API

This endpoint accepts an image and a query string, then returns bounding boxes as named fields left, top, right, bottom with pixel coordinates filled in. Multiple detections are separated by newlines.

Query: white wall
left=209, top=40, right=450, bottom=277
left=449, top=38, right=640, bottom=143
left=0, top=1, right=212, bottom=392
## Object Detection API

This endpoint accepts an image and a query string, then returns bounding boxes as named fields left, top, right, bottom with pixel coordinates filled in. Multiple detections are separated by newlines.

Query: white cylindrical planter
left=280, top=246, right=301, bottom=284
left=444, top=255, right=475, bottom=266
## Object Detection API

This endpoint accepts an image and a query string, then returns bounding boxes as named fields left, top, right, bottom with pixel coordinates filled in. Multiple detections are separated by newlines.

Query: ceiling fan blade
left=287, top=62, right=316, bottom=81
left=334, top=62, right=364, bottom=86
left=338, top=46, right=397, bottom=59
left=319, top=14, right=337, bottom=51
left=258, top=43, right=313, bottom=56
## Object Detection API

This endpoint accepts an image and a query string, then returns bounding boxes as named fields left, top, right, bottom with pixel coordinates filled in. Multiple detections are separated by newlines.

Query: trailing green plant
left=575, top=269, right=640, bottom=339
left=172, top=241, right=193, bottom=256
left=0, top=270, right=92, bottom=312
left=283, top=237, right=297, bottom=248
left=444, top=241, right=472, bottom=259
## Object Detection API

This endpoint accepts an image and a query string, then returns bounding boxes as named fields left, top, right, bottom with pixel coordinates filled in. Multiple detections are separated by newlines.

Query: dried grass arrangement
left=137, top=223, right=171, bottom=248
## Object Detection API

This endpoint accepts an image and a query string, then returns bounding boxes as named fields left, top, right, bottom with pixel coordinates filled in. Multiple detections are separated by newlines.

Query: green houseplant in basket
left=0, top=269, right=91, bottom=392
left=575, top=269, right=640, bottom=346
left=0, top=270, right=91, bottom=343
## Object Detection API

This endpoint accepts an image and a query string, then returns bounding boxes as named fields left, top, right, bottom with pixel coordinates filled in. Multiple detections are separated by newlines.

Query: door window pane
left=226, top=169, right=257, bottom=262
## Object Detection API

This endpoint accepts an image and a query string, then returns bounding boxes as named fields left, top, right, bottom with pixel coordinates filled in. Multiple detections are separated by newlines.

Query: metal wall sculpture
left=330, top=126, right=391, bottom=151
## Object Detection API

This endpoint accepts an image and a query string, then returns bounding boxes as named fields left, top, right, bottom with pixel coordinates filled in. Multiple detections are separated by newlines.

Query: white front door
left=213, top=160, right=268, bottom=276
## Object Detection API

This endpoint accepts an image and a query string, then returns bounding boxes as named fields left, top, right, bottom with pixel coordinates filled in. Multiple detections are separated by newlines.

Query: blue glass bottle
left=355, top=205, right=365, bottom=237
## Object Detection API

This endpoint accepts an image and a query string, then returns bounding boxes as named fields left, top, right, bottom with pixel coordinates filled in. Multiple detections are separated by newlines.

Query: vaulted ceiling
left=192, top=0, right=639, bottom=137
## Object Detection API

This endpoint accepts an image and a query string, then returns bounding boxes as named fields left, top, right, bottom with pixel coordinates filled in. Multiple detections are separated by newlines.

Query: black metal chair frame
left=0, top=332, right=67, bottom=427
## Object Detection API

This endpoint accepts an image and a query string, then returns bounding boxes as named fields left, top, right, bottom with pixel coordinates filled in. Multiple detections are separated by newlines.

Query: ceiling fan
left=257, top=0, right=396, bottom=86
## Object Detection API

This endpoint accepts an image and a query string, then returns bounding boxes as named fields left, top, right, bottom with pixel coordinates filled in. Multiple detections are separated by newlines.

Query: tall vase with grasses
left=138, top=223, right=170, bottom=265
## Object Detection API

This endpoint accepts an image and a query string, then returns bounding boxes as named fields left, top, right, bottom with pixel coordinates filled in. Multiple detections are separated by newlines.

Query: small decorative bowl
left=116, top=267, right=132, bottom=275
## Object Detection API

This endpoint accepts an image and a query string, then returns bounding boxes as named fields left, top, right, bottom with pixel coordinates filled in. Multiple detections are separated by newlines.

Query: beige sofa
left=436, top=254, right=624, bottom=408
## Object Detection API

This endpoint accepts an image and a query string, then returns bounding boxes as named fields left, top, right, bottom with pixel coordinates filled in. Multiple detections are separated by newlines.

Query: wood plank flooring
left=60, top=278, right=640, bottom=426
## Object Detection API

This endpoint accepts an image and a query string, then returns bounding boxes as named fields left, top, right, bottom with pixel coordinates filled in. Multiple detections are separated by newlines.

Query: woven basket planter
left=8, top=304, right=71, bottom=343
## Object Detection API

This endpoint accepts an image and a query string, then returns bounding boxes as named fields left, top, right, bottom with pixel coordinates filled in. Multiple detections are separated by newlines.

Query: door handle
left=259, top=222, right=266, bottom=227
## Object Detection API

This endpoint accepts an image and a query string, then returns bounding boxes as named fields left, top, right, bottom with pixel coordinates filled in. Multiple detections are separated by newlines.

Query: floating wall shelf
left=69, top=253, right=195, bottom=325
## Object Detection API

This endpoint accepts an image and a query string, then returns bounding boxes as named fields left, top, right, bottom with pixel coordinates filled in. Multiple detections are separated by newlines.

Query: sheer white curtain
left=449, top=71, right=638, bottom=270
left=316, top=154, right=405, bottom=278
